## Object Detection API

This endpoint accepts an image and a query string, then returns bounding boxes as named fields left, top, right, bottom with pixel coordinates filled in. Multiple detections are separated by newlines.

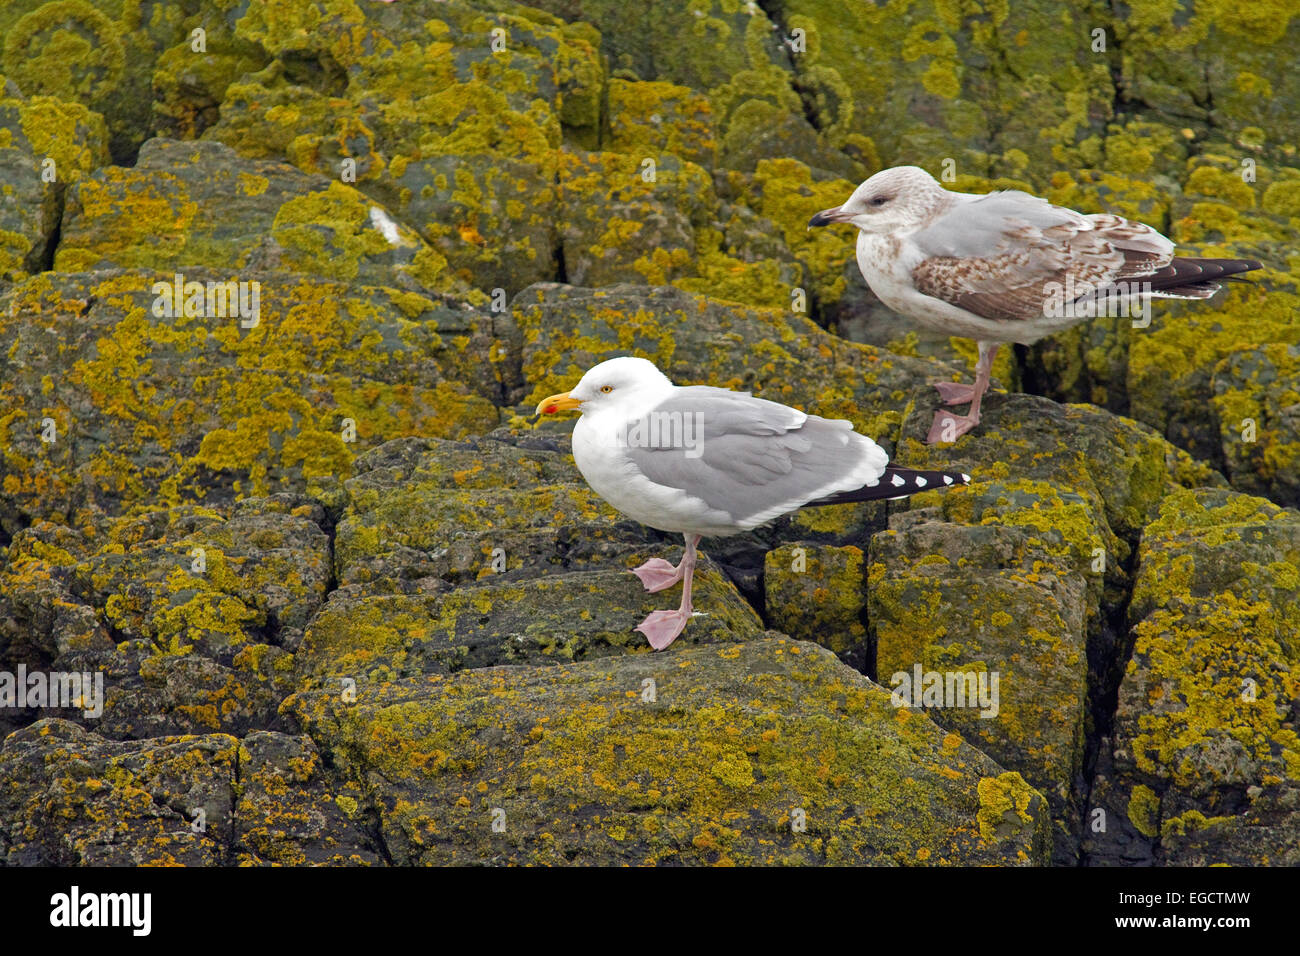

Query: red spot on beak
left=544, top=404, right=557, bottom=414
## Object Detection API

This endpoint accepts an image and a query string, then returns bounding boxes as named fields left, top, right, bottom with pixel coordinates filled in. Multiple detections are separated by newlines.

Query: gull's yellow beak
left=535, top=391, right=583, bottom=417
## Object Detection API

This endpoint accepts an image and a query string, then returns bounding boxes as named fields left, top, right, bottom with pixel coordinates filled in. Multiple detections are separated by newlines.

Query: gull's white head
left=535, top=356, right=674, bottom=417
left=808, top=165, right=951, bottom=235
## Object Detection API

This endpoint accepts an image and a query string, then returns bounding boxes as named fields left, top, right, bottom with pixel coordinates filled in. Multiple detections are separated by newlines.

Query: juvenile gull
left=535, top=356, right=970, bottom=650
left=809, top=166, right=1263, bottom=443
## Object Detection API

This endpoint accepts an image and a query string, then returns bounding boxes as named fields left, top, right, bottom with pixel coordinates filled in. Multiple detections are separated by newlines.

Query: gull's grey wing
left=910, top=190, right=1176, bottom=322
left=622, top=386, right=889, bottom=529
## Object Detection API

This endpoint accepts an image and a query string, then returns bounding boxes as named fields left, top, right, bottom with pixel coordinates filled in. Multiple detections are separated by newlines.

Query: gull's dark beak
left=808, top=205, right=851, bottom=228
left=534, top=391, right=583, bottom=417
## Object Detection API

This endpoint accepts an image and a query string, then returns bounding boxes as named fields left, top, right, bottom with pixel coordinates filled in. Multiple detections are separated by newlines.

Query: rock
left=56, top=137, right=468, bottom=297
left=150, top=13, right=267, bottom=143
left=283, top=636, right=1050, bottom=865
left=0, top=77, right=109, bottom=279
left=0, top=0, right=1293, bottom=870
left=200, top=1, right=605, bottom=296
left=320, top=431, right=765, bottom=679
left=607, top=79, right=718, bottom=170
left=0, top=498, right=330, bottom=739
left=530, top=0, right=783, bottom=94
left=0, top=720, right=378, bottom=865
left=1084, top=489, right=1300, bottom=865
left=295, top=563, right=761, bottom=689
left=869, top=514, right=1090, bottom=863
left=512, top=281, right=967, bottom=447
left=335, top=433, right=655, bottom=586
left=0, top=0, right=187, bottom=162
left=764, top=543, right=868, bottom=669
left=1213, top=343, right=1300, bottom=507
left=743, top=158, right=858, bottom=319
left=556, top=149, right=713, bottom=287
left=672, top=195, right=803, bottom=310
left=0, top=269, right=502, bottom=531
left=870, top=392, right=1194, bottom=861
left=379, top=150, right=559, bottom=297
left=1113, top=8, right=1300, bottom=156
left=776, top=0, right=1113, bottom=176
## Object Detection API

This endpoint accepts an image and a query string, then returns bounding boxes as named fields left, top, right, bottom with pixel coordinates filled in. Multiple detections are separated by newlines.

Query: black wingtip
left=808, top=467, right=972, bottom=506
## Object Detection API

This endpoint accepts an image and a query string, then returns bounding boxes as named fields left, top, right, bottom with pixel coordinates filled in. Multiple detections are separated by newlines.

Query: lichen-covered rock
left=1213, top=343, right=1300, bottom=507
left=335, top=433, right=655, bottom=586
left=283, top=636, right=1050, bottom=865
left=0, top=720, right=378, bottom=865
left=742, top=158, right=857, bottom=318
left=322, top=431, right=764, bottom=677
left=56, top=137, right=470, bottom=297
left=0, top=0, right=190, bottom=162
left=0, top=0, right=1295, bottom=871
left=777, top=0, right=1114, bottom=176
left=0, top=76, right=111, bottom=279
left=295, top=564, right=762, bottom=689
left=198, top=0, right=606, bottom=296
left=764, top=543, right=867, bottom=669
left=1084, top=488, right=1300, bottom=865
left=1127, top=282, right=1295, bottom=470
left=869, top=513, right=1090, bottom=863
left=0, top=269, right=501, bottom=530
left=150, top=11, right=266, bottom=143
left=672, top=194, right=804, bottom=310
left=1119, top=153, right=1297, bottom=481
left=897, top=394, right=1171, bottom=545
left=379, top=150, right=559, bottom=297
left=512, top=281, right=968, bottom=448
left=0, top=498, right=329, bottom=739
left=871, top=394, right=1206, bottom=861
left=1113, top=4, right=1300, bottom=157
left=607, top=79, right=718, bottom=171
left=556, top=149, right=714, bottom=287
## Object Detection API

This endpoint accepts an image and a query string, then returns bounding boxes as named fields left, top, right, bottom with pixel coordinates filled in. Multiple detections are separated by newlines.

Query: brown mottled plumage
left=810, top=166, right=1263, bottom=442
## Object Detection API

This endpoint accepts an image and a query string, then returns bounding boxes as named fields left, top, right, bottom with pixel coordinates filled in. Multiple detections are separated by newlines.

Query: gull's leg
left=932, top=380, right=978, bottom=406
left=629, top=548, right=686, bottom=593
left=927, top=343, right=998, bottom=444
left=635, top=534, right=701, bottom=650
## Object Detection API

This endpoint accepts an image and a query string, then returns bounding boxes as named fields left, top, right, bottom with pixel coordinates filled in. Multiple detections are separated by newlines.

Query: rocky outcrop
left=0, top=0, right=1295, bottom=867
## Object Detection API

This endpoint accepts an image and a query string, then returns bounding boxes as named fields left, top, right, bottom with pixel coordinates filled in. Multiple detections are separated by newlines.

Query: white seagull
left=810, top=166, right=1263, bottom=443
left=535, top=356, right=970, bottom=650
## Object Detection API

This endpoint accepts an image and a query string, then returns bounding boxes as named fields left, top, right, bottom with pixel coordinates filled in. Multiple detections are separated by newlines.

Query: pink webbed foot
left=629, top=557, right=684, bottom=593
left=932, top=380, right=978, bottom=406
left=927, top=410, right=980, bottom=445
left=635, top=608, right=694, bottom=650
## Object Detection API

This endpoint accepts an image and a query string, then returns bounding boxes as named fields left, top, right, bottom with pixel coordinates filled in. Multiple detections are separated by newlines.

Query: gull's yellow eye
left=600, top=385, right=614, bottom=393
